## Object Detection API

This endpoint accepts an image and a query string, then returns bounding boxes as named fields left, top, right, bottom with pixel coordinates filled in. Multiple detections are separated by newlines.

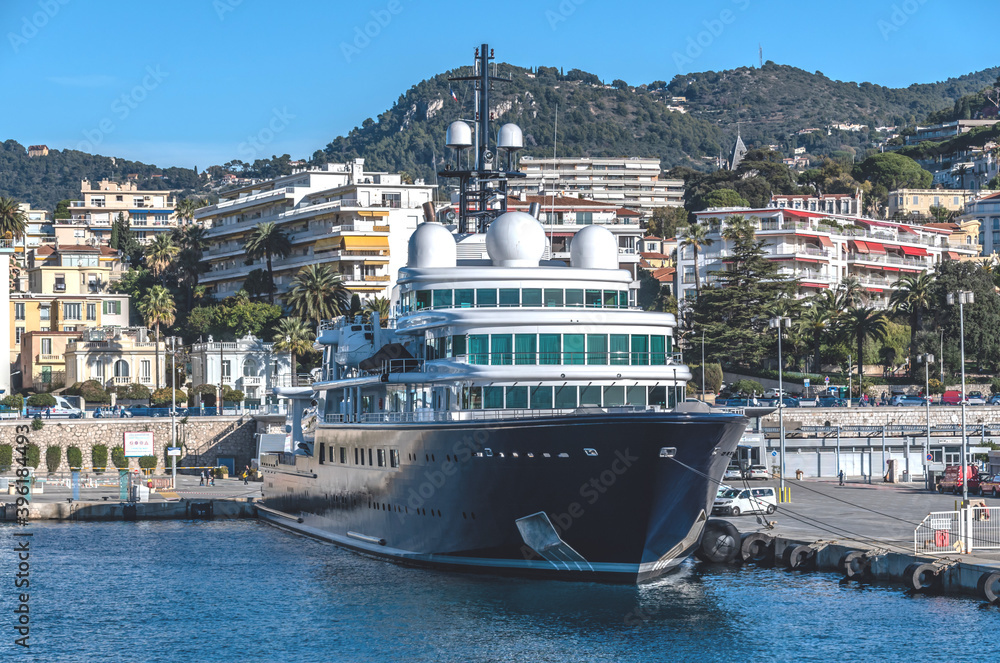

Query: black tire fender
left=839, top=551, right=869, bottom=579
left=696, top=519, right=741, bottom=564
left=740, top=532, right=774, bottom=565
left=977, top=571, right=1000, bottom=604
left=782, top=544, right=814, bottom=570
left=904, top=562, right=942, bottom=592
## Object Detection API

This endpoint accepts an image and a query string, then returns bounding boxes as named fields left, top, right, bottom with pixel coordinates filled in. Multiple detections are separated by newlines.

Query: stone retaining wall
left=0, top=417, right=256, bottom=474
left=763, top=405, right=1000, bottom=429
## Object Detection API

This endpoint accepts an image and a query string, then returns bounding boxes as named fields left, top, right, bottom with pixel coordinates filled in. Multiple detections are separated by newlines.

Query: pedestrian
left=838, top=469, right=845, bottom=486
left=210, top=470, right=215, bottom=487
left=199, top=470, right=205, bottom=486
left=242, top=465, right=250, bottom=485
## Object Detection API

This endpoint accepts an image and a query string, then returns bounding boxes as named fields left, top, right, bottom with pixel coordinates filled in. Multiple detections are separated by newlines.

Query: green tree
left=139, top=285, right=176, bottom=389
left=92, top=444, right=108, bottom=473
left=110, top=213, right=143, bottom=267
left=889, top=272, right=935, bottom=377
left=646, top=206, right=689, bottom=239
left=285, top=264, right=346, bottom=325
left=53, top=199, right=71, bottom=220
left=244, top=222, right=292, bottom=304
left=679, top=223, right=714, bottom=299
left=729, top=379, right=763, bottom=396
left=852, top=153, right=932, bottom=215
left=931, top=260, right=1000, bottom=372
left=111, top=446, right=128, bottom=469
left=0, top=196, right=27, bottom=239
left=26, top=393, right=56, bottom=407
left=692, top=188, right=749, bottom=211
left=363, top=296, right=392, bottom=327
left=144, top=233, right=179, bottom=285
left=243, top=269, right=274, bottom=301
left=843, top=306, right=890, bottom=389
left=67, top=446, right=83, bottom=470
left=799, top=293, right=838, bottom=374
left=273, top=317, right=315, bottom=386
left=45, top=446, right=61, bottom=474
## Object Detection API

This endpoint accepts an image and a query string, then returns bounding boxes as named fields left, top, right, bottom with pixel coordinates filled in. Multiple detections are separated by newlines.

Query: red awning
left=882, top=244, right=901, bottom=251
left=865, top=242, right=886, bottom=254
left=852, top=240, right=870, bottom=254
left=882, top=266, right=900, bottom=271
left=899, top=226, right=918, bottom=234
left=945, top=251, right=960, bottom=260
left=901, top=245, right=929, bottom=256
left=794, top=257, right=825, bottom=263
left=799, top=282, right=830, bottom=289
left=865, top=287, right=883, bottom=292
left=899, top=268, right=921, bottom=273
left=818, top=236, right=834, bottom=248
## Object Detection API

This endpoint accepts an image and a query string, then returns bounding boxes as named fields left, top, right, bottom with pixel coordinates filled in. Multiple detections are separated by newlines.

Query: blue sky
left=2, top=0, right=997, bottom=169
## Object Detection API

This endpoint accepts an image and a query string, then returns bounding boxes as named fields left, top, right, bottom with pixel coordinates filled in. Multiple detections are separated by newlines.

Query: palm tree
left=244, top=222, right=292, bottom=303
left=173, top=225, right=209, bottom=308
left=889, top=272, right=935, bottom=377
left=680, top=223, right=715, bottom=299
left=174, top=197, right=203, bottom=226
left=145, top=234, right=180, bottom=284
left=285, top=264, right=346, bottom=325
left=800, top=303, right=835, bottom=374
left=843, top=305, right=889, bottom=394
left=837, top=275, right=865, bottom=307
left=273, top=317, right=315, bottom=387
left=363, top=296, right=391, bottom=327
left=0, top=196, right=27, bottom=240
left=139, top=286, right=176, bottom=389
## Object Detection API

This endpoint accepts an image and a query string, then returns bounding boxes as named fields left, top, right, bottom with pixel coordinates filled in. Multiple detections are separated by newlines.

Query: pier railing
left=914, top=506, right=1000, bottom=555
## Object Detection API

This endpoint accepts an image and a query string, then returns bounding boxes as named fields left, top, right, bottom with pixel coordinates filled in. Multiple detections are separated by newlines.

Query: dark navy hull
left=259, top=412, right=746, bottom=583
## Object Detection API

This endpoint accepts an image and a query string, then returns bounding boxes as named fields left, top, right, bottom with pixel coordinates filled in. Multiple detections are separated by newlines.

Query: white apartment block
left=676, top=207, right=980, bottom=309
left=770, top=192, right=862, bottom=217
left=64, top=327, right=166, bottom=391
left=963, top=191, right=1000, bottom=255
left=511, top=157, right=684, bottom=216
left=195, top=159, right=434, bottom=303
left=59, top=179, right=178, bottom=246
left=189, top=335, right=292, bottom=406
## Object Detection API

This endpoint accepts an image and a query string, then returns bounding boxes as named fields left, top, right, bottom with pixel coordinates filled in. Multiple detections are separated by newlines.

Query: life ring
left=904, top=562, right=942, bottom=593
left=782, top=544, right=815, bottom=570
left=695, top=519, right=741, bottom=564
left=740, top=532, right=774, bottom=565
left=977, top=571, right=1000, bottom=603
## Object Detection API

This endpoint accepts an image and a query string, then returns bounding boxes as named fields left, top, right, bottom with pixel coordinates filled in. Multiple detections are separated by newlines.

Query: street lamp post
left=848, top=354, right=853, bottom=408
left=770, top=316, right=791, bottom=493
left=169, top=336, right=177, bottom=490
left=947, top=291, right=974, bottom=503
left=918, top=353, right=934, bottom=483
left=701, top=330, right=706, bottom=402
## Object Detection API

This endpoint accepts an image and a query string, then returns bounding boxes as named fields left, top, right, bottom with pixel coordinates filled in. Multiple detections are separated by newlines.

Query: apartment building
left=195, top=159, right=434, bottom=303
left=770, top=192, right=862, bottom=217
left=675, top=207, right=980, bottom=310
left=962, top=191, right=1000, bottom=255
left=64, top=327, right=165, bottom=391
left=189, top=335, right=292, bottom=406
left=886, top=189, right=992, bottom=220
left=904, top=119, right=1000, bottom=145
left=510, top=157, right=684, bottom=216
left=59, top=179, right=178, bottom=246
left=0, top=238, right=12, bottom=396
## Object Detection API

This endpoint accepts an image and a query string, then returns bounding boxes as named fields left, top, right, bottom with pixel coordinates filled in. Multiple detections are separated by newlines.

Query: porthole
left=543, top=453, right=551, bottom=458
left=584, top=448, right=598, bottom=457
left=558, top=453, right=569, bottom=458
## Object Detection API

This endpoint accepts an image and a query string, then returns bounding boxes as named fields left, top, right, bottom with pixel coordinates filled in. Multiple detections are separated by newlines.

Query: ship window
left=515, top=334, right=537, bottom=365
left=522, top=288, right=542, bottom=307
left=329, top=446, right=335, bottom=463
left=319, top=443, right=325, bottom=464
left=563, top=334, right=585, bottom=365
left=631, top=335, right=649, bottom=365
left=377, top=449, right=386, bottom=467
left=505, top=386, right=528, bottom=409
left=603, top=290, right=618, bottom=308
left=462, top=386, right=483, bottom=409
left=499, top=288, right=520, bottom=307
left=415, top=290, right=432, bottom=310
left=368, top=449, right=373, bottom=466
left=543, top=289, right=563, bottom=307
left=539, top=334, right=561, bottom=365
left=452, top=334, right=467, bottom=356
left=340, top=447, right=347, bottom=463
left=554, top=386, right=577, bottom=409
left=603, top=386, right=625, bottom=407
left=566, top=289, right=584, bottom=307
left=433, top=289, right=452, bottom=308
left=627, top=386, right=646, bottom=407
left=469, top=335, right=489, bottom=365
left=585, top=290, right=602, bottom=308
left=610, top=334, right=629, bottom=365
left=355, top=448, right=360, bottom=465
left=587, top=334, right=608, bottom=365
left=484, top=386, right=504, bottom=409
left=530, top=386, right=553, bottom=409
left=490, top=334, right=513, bottom=365
left=476, top=288, right=497, bottom=307
left=455, top=289, right=474, bottom=308
left=580, top=386, right=602, bottom=407
left=651, top=336, right=667, bottom=365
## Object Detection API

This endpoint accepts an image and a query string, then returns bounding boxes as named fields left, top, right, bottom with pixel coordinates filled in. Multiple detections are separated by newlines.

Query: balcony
left=107, top=376, right=131, bottom=386
left=37, top=354, right=63, bottom=363
left=240, top=375, right=262, bottom=387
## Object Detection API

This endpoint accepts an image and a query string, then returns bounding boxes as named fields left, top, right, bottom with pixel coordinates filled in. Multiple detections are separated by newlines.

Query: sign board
left=771, top=451, right=778, bottom=457
left=927, top=454, right=933, bottom=461
left=123, top=431, right=154, bottom=457
left=824, top=376, right=830, bottom=384
left=167, top=447, right=181, bottom=457
left=803, top=378, right=810, bottom=388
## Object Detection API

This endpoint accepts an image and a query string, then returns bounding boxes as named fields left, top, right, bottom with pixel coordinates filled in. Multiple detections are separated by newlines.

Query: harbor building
left=189, top=335, right=292, bottom=407
left=195, top=159, right=434, bottom=303
left=59, top=179, right=179, bottom=246
left=510, top=156, right=684, bottom=217
left=63, top=326, right=165, bottom=392
left=675, top=207, right=981, bottom=309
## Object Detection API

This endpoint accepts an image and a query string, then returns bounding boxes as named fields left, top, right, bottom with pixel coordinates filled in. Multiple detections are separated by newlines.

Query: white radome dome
left=570, top=224, right=618, bottom=269
left=485, top=211, right=547, bottom=267
left=407, top=222, right=457, bottom=268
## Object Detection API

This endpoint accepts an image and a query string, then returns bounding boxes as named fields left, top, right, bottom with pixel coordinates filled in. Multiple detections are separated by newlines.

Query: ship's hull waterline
left=259, top=412, right=747, bottom=583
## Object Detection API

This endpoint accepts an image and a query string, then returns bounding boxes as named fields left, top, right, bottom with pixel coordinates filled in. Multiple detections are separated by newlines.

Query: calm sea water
left=1, top=520, right=996, bottom=663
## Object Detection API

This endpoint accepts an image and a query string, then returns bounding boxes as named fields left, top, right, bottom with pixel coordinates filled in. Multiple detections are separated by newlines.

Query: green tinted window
left=539, top=334, right=561, bottom=365
left=469, top=335, right=489, bottom=365
left=484, top=387, right=504, bottom=409
left=530, top=386, right=553, bottom=409
left=499, top=289, right=520, bottom=307
left=522, top=288, right=542, bottom=307
left=587, top=334, right=608, bottom=365
left=505, top=386, right=528, bottom=409
left=455, top=289, right=474, bottom=307
left=631, top=334, right=649, bottom=365
left=580, top=386, right=602, bottom=407
left=491, top=334, right=513, bottom=365
left=432, top=289, right=452, bottom=308
left=476, top=289, right=497, bottom=307
left=603, top=386, right=625, bottom=407
left=610, top=334, right=629, bottom=365
left=563, top=334, right=585, bottom=365
left=452, top=335, right=467, bottom=357
left=627, top=386, right=646, bottom=406
left=415, top=290, right=432, bottom=310
left=566, top=289, right=584, bottom=307
left=648, top=386, right=667, bottom=407
left=585, top=290, right=602, bottom=308
left=603, top=290, right=618, bottom=308
left=515, top=334, right=537, bottom=365
left=543, top=289, right=564, bottom=307
left=554, top=386, right=577, bottom=409
left=650, top=336, right=666, bottom=365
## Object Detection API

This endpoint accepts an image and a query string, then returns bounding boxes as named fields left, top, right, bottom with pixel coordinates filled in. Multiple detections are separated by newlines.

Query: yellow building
left=24, top=244, right=125, bottom=294
left=887, top=189, right=995, bottom=221
left=924, top=220, right=982, bottom=255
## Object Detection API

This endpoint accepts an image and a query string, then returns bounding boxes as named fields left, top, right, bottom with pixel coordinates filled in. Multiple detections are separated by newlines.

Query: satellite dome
left=445, top=121, right=473, bottom=148
left=407, top=222, right=457, bottom=268
left=485, top=211, right=546, bottom=267
left=570, top=225, right=618, bottom=269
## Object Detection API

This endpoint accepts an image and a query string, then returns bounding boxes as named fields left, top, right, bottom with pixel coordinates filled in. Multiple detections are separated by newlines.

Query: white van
left=712, top=487, right=777, bottom=517
left=27, top=396, right=83, bottom=419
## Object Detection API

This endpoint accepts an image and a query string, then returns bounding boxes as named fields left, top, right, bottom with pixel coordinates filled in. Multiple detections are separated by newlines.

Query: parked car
left=723, top=467, right=743, bottom=480
left=979, top=474, right=1000, bottom=497
left=890, top=395, right=928, bottom=407
left=988, top=394, right=1000, bottom=406
left=940, top=390, right=963, bottom=405
left=762, top=388, right=787, bottom=399
left=716, top=484, right=734, bottom=497
left=937, top=464, right=981, bottom=494
left=26, top=396, right=83, bottom=419
left=965, top=392, right=987, bottom=405
left=713, top=487, right=777, bottom=516
left=766, top=396, right=800, bottom=408
left=817, top=396, right=848, bottom=407
left=746, top=465, right=770, bottom=480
